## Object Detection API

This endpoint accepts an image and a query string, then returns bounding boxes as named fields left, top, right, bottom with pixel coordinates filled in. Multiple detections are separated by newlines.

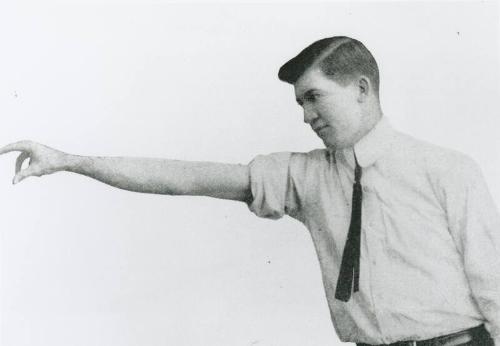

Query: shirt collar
left=336, top=117, right=396, bottom=169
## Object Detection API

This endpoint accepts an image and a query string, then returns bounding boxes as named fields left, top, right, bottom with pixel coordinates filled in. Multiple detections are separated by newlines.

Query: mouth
left=314, top=125, right=329, bottom=133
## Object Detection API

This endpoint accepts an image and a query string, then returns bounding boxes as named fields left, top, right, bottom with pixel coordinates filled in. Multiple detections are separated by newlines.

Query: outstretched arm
left=0, top=140, right=251, bottom=202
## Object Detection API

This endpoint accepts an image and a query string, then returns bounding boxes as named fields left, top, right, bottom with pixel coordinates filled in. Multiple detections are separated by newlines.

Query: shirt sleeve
left=442, top=157, right=500, bottom=339
left=246, top=152, right=303, bottom=220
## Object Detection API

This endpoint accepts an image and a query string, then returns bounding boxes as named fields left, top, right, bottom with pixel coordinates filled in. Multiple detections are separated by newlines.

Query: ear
left=357, top=76, right=370, bottom=103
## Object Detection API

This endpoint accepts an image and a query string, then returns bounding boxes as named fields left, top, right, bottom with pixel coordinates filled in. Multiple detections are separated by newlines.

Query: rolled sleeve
left=246, top=152, right=292, bottom=219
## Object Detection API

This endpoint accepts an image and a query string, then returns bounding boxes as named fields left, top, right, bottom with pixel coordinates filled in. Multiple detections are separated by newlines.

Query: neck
left=352, top=105, right=383, bottom=146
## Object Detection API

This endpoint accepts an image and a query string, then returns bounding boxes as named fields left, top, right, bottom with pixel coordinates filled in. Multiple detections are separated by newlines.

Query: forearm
left=65, top=154, right=251, bottom=201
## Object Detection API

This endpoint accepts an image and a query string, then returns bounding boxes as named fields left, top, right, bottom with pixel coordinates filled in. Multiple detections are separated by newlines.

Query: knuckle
left=17, top=139, right=30, bottom=146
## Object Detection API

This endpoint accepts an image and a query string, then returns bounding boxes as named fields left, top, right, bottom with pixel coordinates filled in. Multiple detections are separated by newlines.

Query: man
left=1, top=36, right=499, bottom=346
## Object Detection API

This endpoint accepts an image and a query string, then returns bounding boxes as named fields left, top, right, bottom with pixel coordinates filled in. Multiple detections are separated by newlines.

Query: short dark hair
left=278, top=36, right=380, bottom=95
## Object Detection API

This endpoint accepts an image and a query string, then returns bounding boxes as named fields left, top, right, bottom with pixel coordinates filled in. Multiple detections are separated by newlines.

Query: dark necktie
left=335, top=154, right=363, bottom=302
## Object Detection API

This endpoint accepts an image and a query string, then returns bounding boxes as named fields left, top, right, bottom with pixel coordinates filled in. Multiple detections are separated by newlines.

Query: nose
left=303, top=106, right=318, bottom=124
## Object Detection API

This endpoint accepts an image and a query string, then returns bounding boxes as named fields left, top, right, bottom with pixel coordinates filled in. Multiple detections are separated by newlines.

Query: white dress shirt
left=246, top=117, right=500, bottom=344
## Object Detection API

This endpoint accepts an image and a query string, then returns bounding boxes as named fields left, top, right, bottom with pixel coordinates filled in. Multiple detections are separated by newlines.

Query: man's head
left=279, top=36, right=382, bottom=149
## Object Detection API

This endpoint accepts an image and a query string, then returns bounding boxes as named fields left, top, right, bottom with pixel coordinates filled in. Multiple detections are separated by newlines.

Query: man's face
left=294, top=67, right=364, bottom=149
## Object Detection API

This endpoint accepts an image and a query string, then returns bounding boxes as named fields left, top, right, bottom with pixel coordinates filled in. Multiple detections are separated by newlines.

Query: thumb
left=13, top=166, right=39, bottom=185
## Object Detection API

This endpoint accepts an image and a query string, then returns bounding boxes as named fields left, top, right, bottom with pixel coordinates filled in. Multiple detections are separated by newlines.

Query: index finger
left=0, top=140, right=35, bottom=155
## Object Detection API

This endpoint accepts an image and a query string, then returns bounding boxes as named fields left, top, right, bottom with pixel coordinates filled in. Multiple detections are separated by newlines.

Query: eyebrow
left=296, top=89, right=320, bottom=105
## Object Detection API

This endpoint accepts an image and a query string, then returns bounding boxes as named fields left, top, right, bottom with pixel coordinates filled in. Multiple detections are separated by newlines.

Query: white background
left=0, top=1, right=499, bottom=346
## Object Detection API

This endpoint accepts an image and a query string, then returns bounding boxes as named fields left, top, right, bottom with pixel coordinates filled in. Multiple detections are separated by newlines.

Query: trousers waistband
left=357, top=324, right=492, bottom=346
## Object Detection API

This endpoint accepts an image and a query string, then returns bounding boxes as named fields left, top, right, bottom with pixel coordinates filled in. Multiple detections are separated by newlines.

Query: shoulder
left=250, top=148, right=329, bottom=165
left=248, top=148, right=330, bottom=177
left=391, top=130, right=481, bottom=182
left=291, top=148, right=331, bottom=164
left=288, top=148, right=334, bottom=176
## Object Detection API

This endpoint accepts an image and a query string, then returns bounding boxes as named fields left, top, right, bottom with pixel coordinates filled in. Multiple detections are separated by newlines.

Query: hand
left=0, top=140, right=70, bottom=184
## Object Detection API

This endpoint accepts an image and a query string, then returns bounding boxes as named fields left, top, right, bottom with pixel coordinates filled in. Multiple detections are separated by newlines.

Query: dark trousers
left=357, top=324, right=494, bottom=346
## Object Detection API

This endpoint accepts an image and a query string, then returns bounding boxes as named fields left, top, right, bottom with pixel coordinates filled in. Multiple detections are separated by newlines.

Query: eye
left=305, top=93, right=320, bottom=102
left=296, top=92, right=321, bottom=106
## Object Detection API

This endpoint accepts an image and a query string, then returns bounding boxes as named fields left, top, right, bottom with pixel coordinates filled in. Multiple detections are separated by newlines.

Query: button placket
left=362, top=222, right=386, bottom=337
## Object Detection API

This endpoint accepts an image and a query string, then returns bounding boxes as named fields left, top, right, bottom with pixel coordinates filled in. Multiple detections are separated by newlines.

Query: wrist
left=64, top=154, right=89, bottom=173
